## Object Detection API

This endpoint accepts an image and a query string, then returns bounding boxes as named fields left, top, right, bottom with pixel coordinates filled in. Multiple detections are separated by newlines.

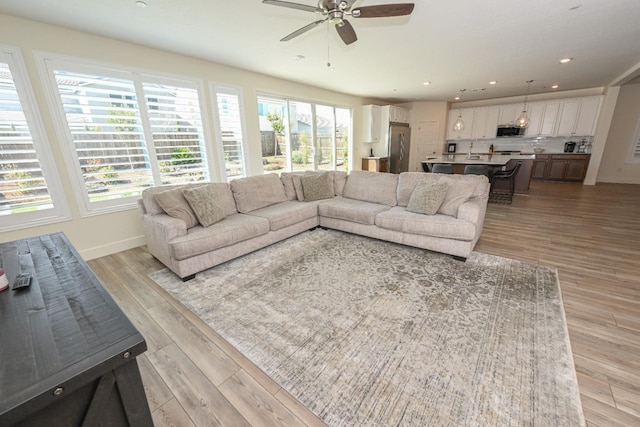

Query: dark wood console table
left=0, top=233, right=152, bottom=426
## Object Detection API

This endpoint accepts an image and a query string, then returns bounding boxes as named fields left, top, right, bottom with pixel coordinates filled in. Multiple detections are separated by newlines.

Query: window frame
left=257, top=92, right=353, bottom=174
left=626, top=117, right=640, bottom=164
left=36, top=53, right=217, bottom=216
left=210, top=83, right=249, bottom=181
left=0, top=45, right=70, bottom=232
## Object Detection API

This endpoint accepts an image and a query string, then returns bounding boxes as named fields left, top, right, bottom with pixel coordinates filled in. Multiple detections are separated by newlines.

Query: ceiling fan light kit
left=263, top=0, right=415, bottom=45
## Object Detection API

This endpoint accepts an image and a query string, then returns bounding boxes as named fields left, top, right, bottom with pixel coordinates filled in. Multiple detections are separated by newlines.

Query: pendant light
left=515, top=80, right=534, bottom=128
left=452, top=89, right=466, bottom=132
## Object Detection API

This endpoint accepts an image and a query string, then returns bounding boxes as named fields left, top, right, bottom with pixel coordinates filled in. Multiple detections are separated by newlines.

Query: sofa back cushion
left=153, top=187, right=199, bottom=228
left=342, top=170, right=399, bottom=206
left=230, top=173, right=288, bottom=213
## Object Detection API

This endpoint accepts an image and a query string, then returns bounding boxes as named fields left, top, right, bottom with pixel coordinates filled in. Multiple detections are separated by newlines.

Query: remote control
left=12, top=272, right=32, bottom=290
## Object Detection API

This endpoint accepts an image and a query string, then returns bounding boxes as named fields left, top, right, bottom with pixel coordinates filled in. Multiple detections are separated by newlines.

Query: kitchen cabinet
left=447, top=108, right=475, bottom=140
left=555, top=97, right=601, bottom=136
left=532, top=154, right=591, bottom=182
left=362, top=105, right=381, bottom=143
left=525, top=101, right=559, bottom=137
left=362, top=156, right=388, bottom=172
left=471, top=106, right=500, bottom=139
left=498, top=104, right=521, bottom=125
left=388, top=105, right=409, bottom=123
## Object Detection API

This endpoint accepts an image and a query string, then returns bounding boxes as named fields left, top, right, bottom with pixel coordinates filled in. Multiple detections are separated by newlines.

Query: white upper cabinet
left=498, top=104, right=521, bottom=125
left=525, top=101, right=559, bottom=137
left=556, top=97, right=601, bottom=136
left=447, top=108, right=475, bottom=140
left=471, top=106, right=499, bottom=139
left=388, top=105, right=410, bottom=123
left=362, top=105, right=381, bottom=143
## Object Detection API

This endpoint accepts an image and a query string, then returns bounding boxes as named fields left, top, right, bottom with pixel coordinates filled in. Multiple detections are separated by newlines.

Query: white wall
left=0, top=13, right=370, bottom=259
left=596, top=83, right=640, bottom=184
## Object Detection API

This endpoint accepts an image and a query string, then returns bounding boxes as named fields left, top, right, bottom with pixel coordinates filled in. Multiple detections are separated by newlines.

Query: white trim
left=0, top=45, right=71, bottom=233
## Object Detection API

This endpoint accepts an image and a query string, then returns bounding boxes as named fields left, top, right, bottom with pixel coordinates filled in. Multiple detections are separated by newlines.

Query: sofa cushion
left=342, top=170, right=398, bottom=206
left=230, top=174, right=288, bottom=213
left=246, top=200, right=319, bottom=231
left=280, top=173, right=298, bottom=201
left=319, top=198, right=391, bottom=225
left=153, top=187, right=199, bottom=228
left=333, top=171, right=347, bottom=196
left=182, top=185, right=226, bottom=227
left=170, top=214, right=270, bottom=260
left=438, top=177, right=477, bottom=217
left=406, top=182, right=448, bottom=215
left=375, top=207, right=476, bottom=241
left=142, top=183, right=201, bottom=215
left=301, top=172, right=334, bottom=201
left=397, top=172, right=437, bottom=207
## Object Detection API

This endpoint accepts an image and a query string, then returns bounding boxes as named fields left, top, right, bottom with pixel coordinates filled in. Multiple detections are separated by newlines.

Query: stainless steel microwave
left=496, top=126, right=525, bottom=137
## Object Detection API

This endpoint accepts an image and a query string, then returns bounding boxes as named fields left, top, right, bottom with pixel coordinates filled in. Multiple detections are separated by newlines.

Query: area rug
left=149, top=229, right=584, bottom=426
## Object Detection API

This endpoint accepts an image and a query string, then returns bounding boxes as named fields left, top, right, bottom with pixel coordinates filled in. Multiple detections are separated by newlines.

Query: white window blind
left=0, top=62, right=54, bottom=213
left=213, top=87, right=246, bottom=180
left=0, top=49, right=68, bottom=231
left=53, top=70, right=154, bottom=203
left=628, top=118, right=640, bottom=164
left=143, top=82, right=209, bottom=184
left=43, top=58, right=213, bottom=214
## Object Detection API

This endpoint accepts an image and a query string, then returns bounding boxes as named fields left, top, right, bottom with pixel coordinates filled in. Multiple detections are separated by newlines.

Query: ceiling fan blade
left=262, top=0, right=322, bottom=13
left=351, top=3, right=415, bottom=18
left=281, top=19, right=326, bottom=41
left=335, top=20, right=357, bottom=45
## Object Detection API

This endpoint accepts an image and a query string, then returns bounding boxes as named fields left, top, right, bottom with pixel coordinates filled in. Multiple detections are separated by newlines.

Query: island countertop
left=422, top=153, right=535, bottom=166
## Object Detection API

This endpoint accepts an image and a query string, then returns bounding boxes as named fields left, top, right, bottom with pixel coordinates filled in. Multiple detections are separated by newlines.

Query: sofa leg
left=452, top=255, right=467, bottom=262
left=181, top=274, right=196, bottom=282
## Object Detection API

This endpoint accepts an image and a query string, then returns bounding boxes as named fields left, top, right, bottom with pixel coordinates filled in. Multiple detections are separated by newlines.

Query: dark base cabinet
left=0, top=233, right=153, bottom=427
left=532, top=154, right=591, bottom=182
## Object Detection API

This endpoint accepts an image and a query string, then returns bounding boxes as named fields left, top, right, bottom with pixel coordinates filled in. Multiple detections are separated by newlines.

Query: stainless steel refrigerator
left=388, top=122, right=411, bottom=174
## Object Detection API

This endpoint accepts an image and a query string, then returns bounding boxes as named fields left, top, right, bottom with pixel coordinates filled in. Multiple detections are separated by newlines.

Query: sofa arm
left=142, top=213, right=187, bottom=266
left=457, top=197, right=489, bottom=241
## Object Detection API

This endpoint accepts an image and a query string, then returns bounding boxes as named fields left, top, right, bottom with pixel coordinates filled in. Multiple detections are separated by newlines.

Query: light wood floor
left=88, top=180, right=640, bottom=427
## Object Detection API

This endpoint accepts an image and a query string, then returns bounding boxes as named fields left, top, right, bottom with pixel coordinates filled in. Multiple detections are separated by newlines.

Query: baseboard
left=79, top=235, right=147, bottom=261
left=595, top=176, right=640, bottom=185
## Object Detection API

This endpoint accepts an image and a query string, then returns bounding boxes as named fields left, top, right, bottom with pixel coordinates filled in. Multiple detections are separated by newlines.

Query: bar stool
left=431, top=164, right=453, bottom=174
left=489, top=161, right=521, bottom=204
left=463, top=164, right=490, bottom=177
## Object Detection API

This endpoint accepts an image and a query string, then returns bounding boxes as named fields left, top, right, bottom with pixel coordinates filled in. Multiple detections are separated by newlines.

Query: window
left=40, top=56, right=212, bottom=215
left=627, top=118, right=640, bottom=164
left=0, top=47, right=68, bottom=232
left=211, top=85, right=247, bottom=180
left=257, top=94, right=352, bottom=174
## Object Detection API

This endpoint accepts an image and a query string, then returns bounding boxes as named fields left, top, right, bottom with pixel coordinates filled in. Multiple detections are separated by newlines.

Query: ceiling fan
left=262, top=0, right=415, bottom=45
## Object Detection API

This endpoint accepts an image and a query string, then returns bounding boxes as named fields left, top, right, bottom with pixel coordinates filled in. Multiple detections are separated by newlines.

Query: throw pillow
left=182, top=185, right=226, bottom=227
left=438, top=177, right=477, bottom=217
left=406, top=181, right=448, bottom=215
left=153, top=187, right=199, bottom=228
left=300, top=172, right=334, bottom=202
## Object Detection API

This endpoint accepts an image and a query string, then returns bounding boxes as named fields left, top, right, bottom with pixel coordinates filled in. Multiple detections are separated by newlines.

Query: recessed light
left=135, top=1, right=147, bottom=8
left=293, top=54, right=305, bottom=61
left=489, top=81, right=498, bottom=85
left=560, top=57, right=573, bottom=64
left=454, top=96, right=461, bottom=101
left=423, top=81, right=432, bottom=86
left=551, top=84, right=559, bottom=89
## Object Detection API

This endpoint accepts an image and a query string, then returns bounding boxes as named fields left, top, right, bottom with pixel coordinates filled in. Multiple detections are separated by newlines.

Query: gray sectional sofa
left=138, top=170, right=490, bottom=280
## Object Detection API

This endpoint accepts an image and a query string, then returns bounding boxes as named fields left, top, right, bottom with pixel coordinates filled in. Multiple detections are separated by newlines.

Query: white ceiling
left=1, top=0, right=640, bottom=103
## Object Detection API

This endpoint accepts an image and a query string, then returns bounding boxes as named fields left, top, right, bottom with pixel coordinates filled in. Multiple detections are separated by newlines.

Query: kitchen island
left=422, top=153, right=535, bottom=194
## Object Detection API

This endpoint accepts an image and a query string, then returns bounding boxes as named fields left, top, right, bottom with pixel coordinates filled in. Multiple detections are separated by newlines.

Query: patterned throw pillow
left=406, top=181, right=448, bottom=215
left=182, top=185, right=226, bottom=227
left=153, top=187, right=199, bottom=228
left=300, top=172, right=334, bottom=202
